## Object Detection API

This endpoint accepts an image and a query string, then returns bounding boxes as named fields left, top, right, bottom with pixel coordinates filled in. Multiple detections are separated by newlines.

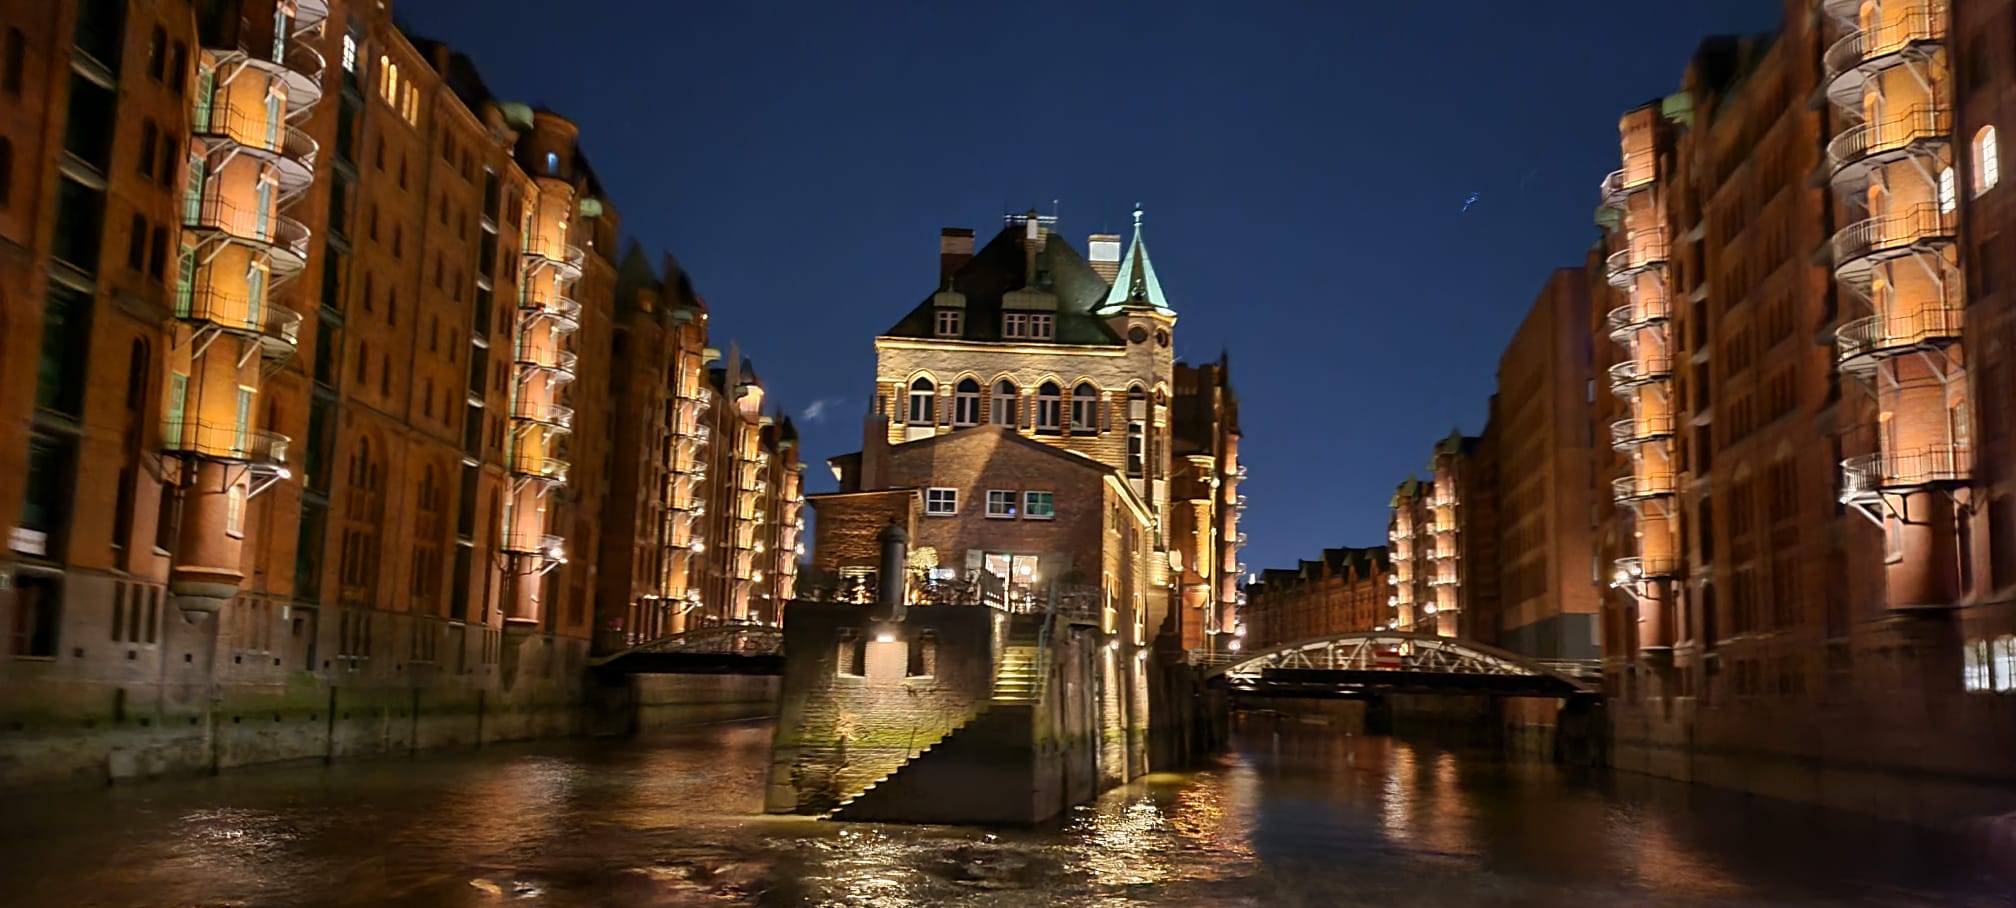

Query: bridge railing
left=599, top=622, right=784, bottom=663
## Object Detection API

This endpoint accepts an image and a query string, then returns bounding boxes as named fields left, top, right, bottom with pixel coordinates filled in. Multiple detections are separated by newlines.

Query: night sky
left=401, top=0, right=1779, bottom=572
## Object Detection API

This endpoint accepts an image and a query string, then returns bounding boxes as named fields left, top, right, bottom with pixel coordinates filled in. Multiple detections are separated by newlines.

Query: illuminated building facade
left=0, top=0, right=792, bottom=780
left=1243, top=547, right=1391, bottom=651
left=1590, top=0, right=2016, bottom=816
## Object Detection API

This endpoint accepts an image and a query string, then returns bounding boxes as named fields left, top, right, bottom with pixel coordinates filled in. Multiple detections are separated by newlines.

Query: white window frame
left=990, top=381, right=1018, bottom=426
left=985, top=489, right=1017, bottom=519
left=341, top=34, right=357, bottom=73
left=1036, top=385, right=1061, bottom=432
left=925, top=487, right=958, bottom=516
left=1976, top=125, right=2000, bottom=196
left=935, top=309, right=962, bottom=337
left=1029, top=313, right=1054, bottom=339
left=1023, top=491, right=1055, bottom=520
left=1070, top=383, right=1099, bottom=433
left=907, top=377, right=936, bottom=425
left=1003, top=312, right=1029, bottom=338
left=953, top=379, right=980, bottom=426
left=1939, top=166, right=1957, bottom=214
left=225, top=483, right=246, bottom=537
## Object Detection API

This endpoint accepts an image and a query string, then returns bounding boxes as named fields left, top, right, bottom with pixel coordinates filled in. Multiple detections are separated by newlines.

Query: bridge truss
left=1201, top=632, right=1597, bottom=693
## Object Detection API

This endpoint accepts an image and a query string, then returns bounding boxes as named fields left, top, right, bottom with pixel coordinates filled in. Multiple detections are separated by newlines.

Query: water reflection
left=0, top=717, right=2006, bottom=906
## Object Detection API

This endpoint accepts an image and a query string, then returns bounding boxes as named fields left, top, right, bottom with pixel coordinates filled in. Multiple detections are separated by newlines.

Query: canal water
left=2, top=716, right=2009, bottom=907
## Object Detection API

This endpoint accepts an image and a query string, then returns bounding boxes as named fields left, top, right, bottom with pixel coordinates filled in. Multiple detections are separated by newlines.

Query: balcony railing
left=515, top=346, right=579, bottom=379
left=523, top=238, right=586, bottom=276
left=177, top=286, right=302, bottom=349
left=1609, top=414, right=1676, bottom=450
left=163, top=420, right=290, bottom=465
left=1836, top=302, right=1963, bottom=367
left=231, top=18, right=328, bottom=113
left=183, top=195, right=311, bottom=272
left=522, top=295, right=582, bottom=328
left=1608, top=354, right=1673, bottom=392
left=1832, top=204, right=1955, bottom=269
left=1614, top=555, right=1680, bottom=580
left=1605, top=296, right=1671, bottom=340
left=1612, top=472, right=1677, bottom=503
left=513, top=399, right=575, bottom=430
left=1605, top=237, right=1670, bottom=288
left=1823, top=8, right=1948, bottom=86
left=499, top=532, right=566, bottom=558
left=1598, top=168, right=1629, bottom=209
left=192, top=101, right=319, bottom=188
left=1840, top=445, right=1971, bottom=496
left=510, top=455, right=571, bottom=484
left=1827, top=107, right=1951, bottom=174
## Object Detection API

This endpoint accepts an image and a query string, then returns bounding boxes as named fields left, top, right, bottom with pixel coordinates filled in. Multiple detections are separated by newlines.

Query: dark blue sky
left=403, top=0, right=1778, bottom=572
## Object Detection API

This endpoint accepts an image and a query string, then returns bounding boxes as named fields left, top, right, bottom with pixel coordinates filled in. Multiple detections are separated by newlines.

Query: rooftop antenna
left=1052, top=198, right=1060, bottom=222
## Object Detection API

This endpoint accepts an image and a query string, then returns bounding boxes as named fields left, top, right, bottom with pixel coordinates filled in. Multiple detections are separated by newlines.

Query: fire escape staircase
left=821, top=622, right=1046, bottom=820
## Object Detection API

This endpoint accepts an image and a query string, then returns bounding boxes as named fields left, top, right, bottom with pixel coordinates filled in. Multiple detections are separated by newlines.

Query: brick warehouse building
left=805, top=209, right=1243, bottom=791
left=1585, top=0, right=2016, bottom=820
left=1384, top=433, right=1495, bottom=639
left=0, top=0, right=794, bottom=783
left=1243, top=547, right=1391, bottom=652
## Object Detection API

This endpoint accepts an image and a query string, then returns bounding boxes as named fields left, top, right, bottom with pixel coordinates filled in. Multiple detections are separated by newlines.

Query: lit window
left=1029, top=313, right=1053, bottom=339
left=1003, top=312, right=1028, bottom=338
left=1127, top=423, right=1145, bottom=477
left=1070, top=382, right=1100, bottom=433
left=1975, top=125, right=2000, bottom=196
left=1023, top=491, right=1054, bottom=520
left=953, top=378, right=980, bottom=426
left=1035, top=382, right=1061, bottom=433
left=1939, top=166, right=1956, bottom=214
left=342, top=34, right=357, bottom=73
left=925, top=488, right=957, bottom=516
left=225, top=484, right=245, bottom=536
left=545, top=152, right=559, bottom=175
left=986, top=490, right=1017, bottom=519
left=991, top=380, right=1018, bottom=426
left=935, top=308, right=962, bottom=337
left=907, top=376, right=936, bottom=424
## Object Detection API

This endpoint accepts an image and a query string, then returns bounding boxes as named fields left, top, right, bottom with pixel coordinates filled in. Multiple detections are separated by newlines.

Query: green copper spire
left=1098, top=205, right=1175, bottom=317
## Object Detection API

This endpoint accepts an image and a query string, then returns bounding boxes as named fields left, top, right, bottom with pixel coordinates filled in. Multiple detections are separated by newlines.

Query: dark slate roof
left=833, top=425, right=1119, bottom=481
left=881, top=224, right=1123, bottom=347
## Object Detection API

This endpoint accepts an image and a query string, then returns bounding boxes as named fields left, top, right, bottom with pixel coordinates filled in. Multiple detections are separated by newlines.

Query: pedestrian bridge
left=589, top=623, right=784, bottom=676
left=1196, top=632, right=1599, bottom=698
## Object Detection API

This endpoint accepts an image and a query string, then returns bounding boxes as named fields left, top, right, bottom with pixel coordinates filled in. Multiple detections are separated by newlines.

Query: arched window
left=1036, top=382, right=1062, bottom=433
left=1975, top=126, right=2000, bottom=195
left=1940, top=166, right=1957, bottom=214
left=991, top=380, right=1019, bottom=427
left=1070, top=382, right=1100, bottom=433
left=953, top=378, right=980, bottom=426
left=907, top=376, right=935, bottom=424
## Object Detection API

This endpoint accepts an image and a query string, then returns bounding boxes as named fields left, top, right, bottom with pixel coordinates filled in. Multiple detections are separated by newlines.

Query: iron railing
left=1823, top=8, right=1948, bottom=84
left=177, top=286, right=302, bottom=347
left=1840, top=445, right=1971, bottom=496
left=1609, top=414, right=1676, bottom=449
left=1612, top=472, right=1677, bottom=503
left=162, top=420, right=289, bottom=465
left=1835, top=303, right=1963, bottom=365
left=1826, top=106, right=1951, bottom=172
left=1832, top=204, right=1955, bottom=267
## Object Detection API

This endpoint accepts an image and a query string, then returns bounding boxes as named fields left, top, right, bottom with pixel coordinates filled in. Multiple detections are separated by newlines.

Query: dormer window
left=935, top=309, right=962, bottom=337
left=1004, top=313, right=1054, bottom=340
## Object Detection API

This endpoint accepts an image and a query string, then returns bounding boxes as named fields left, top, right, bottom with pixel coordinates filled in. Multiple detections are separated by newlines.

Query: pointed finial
left=1132, top=203, right=1144, bottom=228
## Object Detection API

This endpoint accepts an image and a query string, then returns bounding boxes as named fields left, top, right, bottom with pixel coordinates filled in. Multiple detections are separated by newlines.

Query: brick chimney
left=939, top=228, right=974, bottom=285
left=860, top=412, right=891, bottom=491
left=1088, top=233, right=1122, bottom=282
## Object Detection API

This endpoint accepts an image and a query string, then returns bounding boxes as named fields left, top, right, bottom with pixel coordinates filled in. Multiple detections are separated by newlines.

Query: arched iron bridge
left=1200, top=632, right=1599, bottom=697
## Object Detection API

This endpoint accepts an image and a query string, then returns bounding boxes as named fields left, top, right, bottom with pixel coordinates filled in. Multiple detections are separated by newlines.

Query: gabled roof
left=881, top=223, right=1123, bottom=346
left=1097, top=207, right=1174, bottom=317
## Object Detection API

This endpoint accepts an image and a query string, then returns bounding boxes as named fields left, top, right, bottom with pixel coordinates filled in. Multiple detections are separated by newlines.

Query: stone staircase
left=991, top=630, right=1044, bottom=704
left=823, top=627, right=1046, bottom=820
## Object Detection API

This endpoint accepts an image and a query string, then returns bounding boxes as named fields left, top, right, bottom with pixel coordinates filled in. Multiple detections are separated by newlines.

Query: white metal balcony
left=1826, top=107, right=1951, bottom=181
left=1822, top=6, right=1949, bottom=108
left=1840, top=445, right=1971, bottom=499
left=1612, top=472, right=1676, bottom=504
left=1836, top=301, right=1963, bottom=374
left=1609, top=414, right=1676, bottom=451
left=1831, top=204, right=1955, bottom=281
